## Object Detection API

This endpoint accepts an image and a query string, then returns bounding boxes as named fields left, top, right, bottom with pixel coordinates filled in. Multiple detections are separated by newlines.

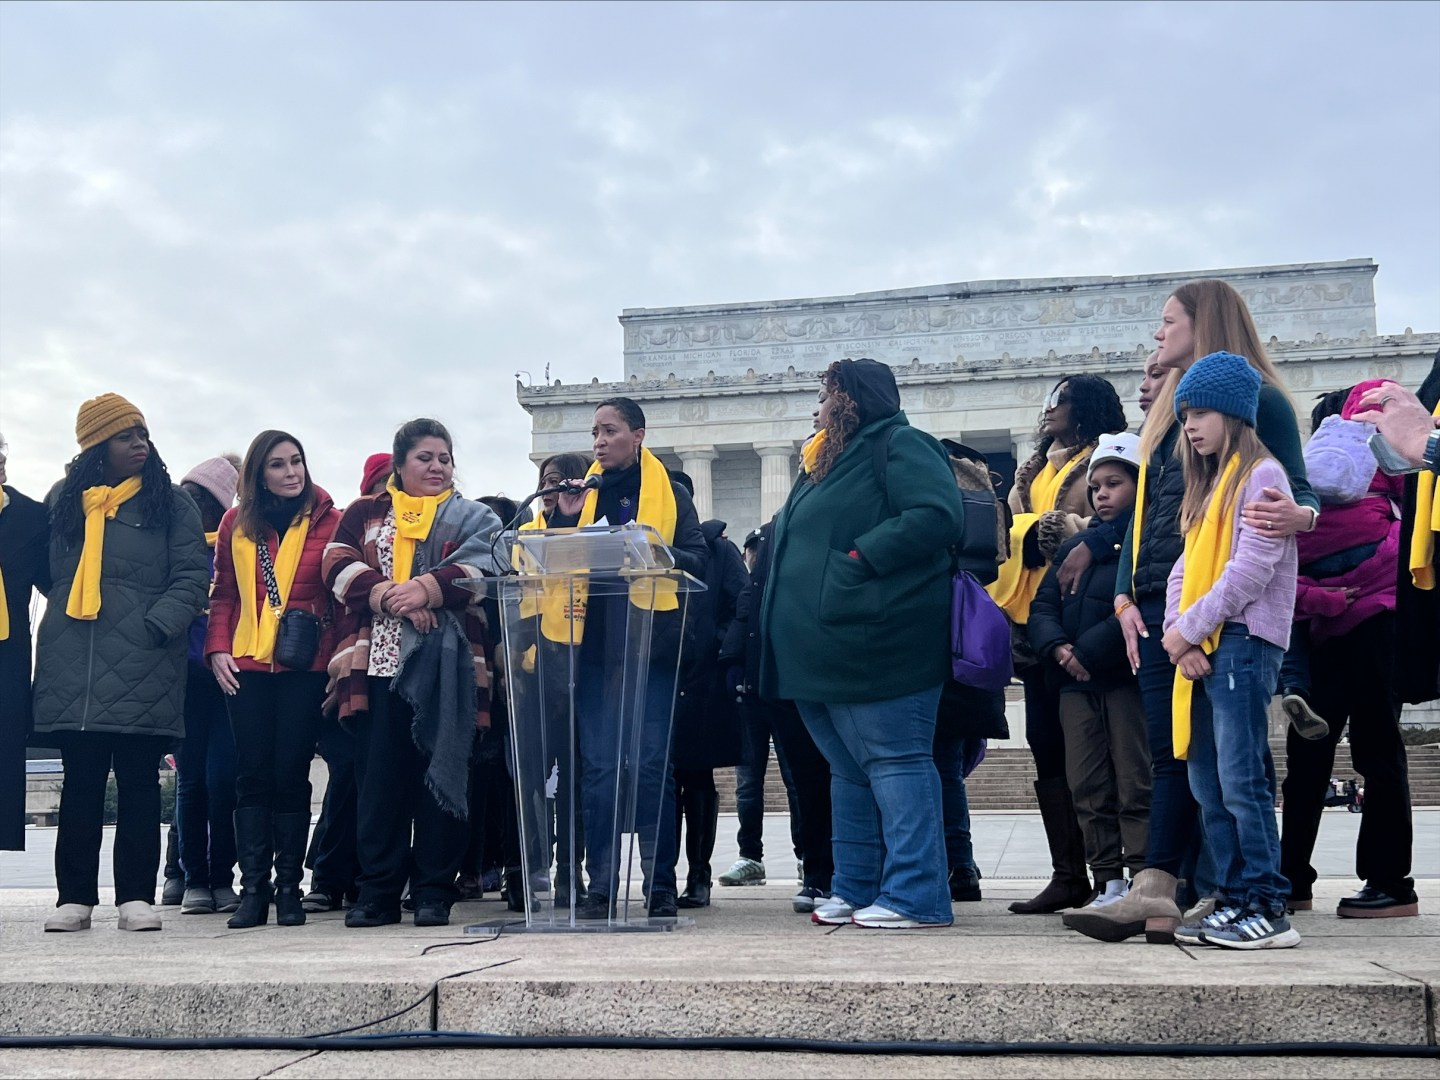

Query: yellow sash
left=1171, top=454, right=1247, bottom=759
left=1131, top=461, right=1149, bottom=576
left=387, top=477, right=453, bottom=584
left=65, top=476, right=143, bottom=620
left=1408, top=402, right=1440, bottom=590
left=230, top=514, right=311, bottom=662
left=0, top=496, right=8, bottom=641
left=984, top=449, right=1086, bottom=624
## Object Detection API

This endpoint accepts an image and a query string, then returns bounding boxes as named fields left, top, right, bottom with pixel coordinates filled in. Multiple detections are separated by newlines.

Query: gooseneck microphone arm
left=491, top=474, right=604, bottom=575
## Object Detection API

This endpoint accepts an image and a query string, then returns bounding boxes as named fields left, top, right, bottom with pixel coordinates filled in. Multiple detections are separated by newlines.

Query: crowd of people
left=0, top=277, right=1435, bottom=947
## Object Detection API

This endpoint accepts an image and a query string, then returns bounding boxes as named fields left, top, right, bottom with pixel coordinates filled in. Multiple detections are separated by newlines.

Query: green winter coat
left=32, top=482, right=209, bottom=741
left=760, top=412, right=964, bottom=704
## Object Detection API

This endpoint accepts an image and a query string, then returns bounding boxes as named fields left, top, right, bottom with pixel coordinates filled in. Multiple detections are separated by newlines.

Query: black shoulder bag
left=257, top=537, right=323, bottom=670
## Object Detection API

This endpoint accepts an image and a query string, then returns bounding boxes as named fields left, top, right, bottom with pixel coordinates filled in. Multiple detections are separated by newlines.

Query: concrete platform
left=0, top=878, right=1435, bottom=1052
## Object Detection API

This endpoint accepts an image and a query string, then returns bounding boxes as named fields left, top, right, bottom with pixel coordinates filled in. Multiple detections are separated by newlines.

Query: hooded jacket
left=32, top=482, right=209, bottom=740
left=761, top=361, right=965, bottom=704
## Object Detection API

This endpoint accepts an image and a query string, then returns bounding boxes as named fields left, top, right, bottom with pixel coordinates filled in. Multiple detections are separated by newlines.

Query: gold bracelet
left=1115, top=600, right=1135, bottom=617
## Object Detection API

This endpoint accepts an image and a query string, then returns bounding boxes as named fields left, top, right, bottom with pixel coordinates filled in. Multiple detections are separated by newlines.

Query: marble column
left=677, top=445, right=718, bottom=521
left=755, top=441, right=797, bottom=523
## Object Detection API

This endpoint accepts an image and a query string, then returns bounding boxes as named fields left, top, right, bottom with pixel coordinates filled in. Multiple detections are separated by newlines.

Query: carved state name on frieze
left=623, top=281, right=1364, bottom=357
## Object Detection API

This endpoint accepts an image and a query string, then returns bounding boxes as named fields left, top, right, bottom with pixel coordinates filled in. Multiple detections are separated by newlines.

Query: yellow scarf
left=205, top=530, right=219, bottom=547
left=800, top=430, right=826, bottom=475
left=65, top=476, right=143, bottom=620
left=516, top=509, right=587, bottom=646
left=387, top=476, right=453, bottom=584
left=230, top=514, right=312, bottom=662
left=1408, top=402, right=1440, bottom=590
left=1171, top=454, right=1248, bottom=760
left=985, top=448, right=1086, bottom=624
left=527, top=447, right=677, bottom=646
left=0, top=496, right=8, bottom=641
left=1132, top=461, right=1149, bottom=576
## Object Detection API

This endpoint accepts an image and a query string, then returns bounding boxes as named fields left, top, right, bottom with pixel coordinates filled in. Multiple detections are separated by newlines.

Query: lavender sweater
left=1164, top=458, right=1298, bottom=652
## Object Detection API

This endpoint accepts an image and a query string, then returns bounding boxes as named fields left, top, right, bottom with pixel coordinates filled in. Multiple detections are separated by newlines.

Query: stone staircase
left=717, top=739, right=1440, bottom=813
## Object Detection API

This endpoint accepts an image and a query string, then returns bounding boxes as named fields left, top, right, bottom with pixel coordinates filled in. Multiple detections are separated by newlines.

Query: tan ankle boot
left=1062, top=868, right=1181, bottom=943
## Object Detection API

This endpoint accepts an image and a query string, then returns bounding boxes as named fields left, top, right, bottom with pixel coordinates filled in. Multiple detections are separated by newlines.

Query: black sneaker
left=792, top=884, right=828, bottom=913
left=413, top=901, right=452, bottom=927
left=160, top=876, right=185, bottom=907
left=647, top=890, right=679, bottom=918
left=1336, top=883, right=1420, bottom=919
left=949, top=868, right=982, bottom=903
left=1280, top=691, right=1328, bottom=741
left=345, top=903, right=401, bottom=928
left=301, top=889, right=345, bottom=913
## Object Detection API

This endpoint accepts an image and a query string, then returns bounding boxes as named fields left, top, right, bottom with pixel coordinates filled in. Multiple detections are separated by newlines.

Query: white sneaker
left=44, top=904, right=93, bottom=932
left=851, top=903, right=952, bottom=929
left=117, top=901, right=162, bottom=931
left=810, top=896, right=857, bottom=925
left=1090, top=879, right=1131, bottom=908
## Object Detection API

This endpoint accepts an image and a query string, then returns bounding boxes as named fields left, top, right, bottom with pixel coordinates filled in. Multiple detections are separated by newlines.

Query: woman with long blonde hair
left=1065, top=279, right=1318, bottom=946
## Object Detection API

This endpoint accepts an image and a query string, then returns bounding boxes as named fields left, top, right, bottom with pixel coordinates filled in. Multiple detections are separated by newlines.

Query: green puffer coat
left=33, top=482, right=209, bottom=740
left=760, top=412, right=965, bottom=704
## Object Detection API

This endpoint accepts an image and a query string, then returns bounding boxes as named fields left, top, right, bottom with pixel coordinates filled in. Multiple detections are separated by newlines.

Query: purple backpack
left=951, top=571, right=1014, bottom=690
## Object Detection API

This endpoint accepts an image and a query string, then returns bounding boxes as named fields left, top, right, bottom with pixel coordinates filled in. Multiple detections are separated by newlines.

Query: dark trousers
left=228, top=671, right=325, bottom=815
left=54, top=732, right=169, bottom=906
left=760, top=698, right=834, bottom=891
left=1060, top=684, right=1151, bottom=879
left=306, top=713, right=359, bottom=897
left=1281, top=612, right=1413, bottom=897
left=1020, top=663, right=1066, bottom=781
left=175, top=663, right=237, bottom=889
left=735, top=700, right=796, bottom=862
left=1137, top=596, right=1215, bottom=900
left=353, top=678, right=466, bottom=908
left=674, top=767, right=718, bottom=886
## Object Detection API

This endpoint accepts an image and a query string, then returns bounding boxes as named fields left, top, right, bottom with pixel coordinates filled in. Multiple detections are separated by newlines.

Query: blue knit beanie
left=1174, top=351, right=1261, bottom=427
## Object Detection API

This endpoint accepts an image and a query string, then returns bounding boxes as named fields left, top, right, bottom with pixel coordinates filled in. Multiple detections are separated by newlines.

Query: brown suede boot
left=1008, top=778, right=1092, bottom=915
left=1062, top=867, right=1181, bottom=943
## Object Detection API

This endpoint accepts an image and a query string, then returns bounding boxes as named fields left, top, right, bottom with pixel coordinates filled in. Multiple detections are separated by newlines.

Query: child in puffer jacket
left=1278, top=381, right=1403, bottom=737
left=1277, top=382, right=1418, bottom=920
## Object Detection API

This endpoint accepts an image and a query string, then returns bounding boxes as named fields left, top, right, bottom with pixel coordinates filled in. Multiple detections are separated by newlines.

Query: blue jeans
left=1137, top=597, right=1217, bottom=902
left=796, top=685, right=950, bottom=924
left=576, top=657, right=679, bottom=899
left=1185, top=625, right=1289, bottom=917
left=175, top=663, right=237, bottom=890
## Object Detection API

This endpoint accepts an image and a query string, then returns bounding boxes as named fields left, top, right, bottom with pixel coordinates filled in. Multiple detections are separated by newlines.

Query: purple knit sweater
left=1164, top=458, right=1298, bottom=652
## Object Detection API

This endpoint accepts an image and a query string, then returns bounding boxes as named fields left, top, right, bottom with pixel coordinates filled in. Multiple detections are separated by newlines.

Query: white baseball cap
left=1087, top=431, right=1141, bottom=481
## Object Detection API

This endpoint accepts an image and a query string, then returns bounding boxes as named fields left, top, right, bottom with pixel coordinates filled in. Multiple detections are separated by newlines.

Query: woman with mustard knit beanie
left=33, top=394, right=210, bottom=933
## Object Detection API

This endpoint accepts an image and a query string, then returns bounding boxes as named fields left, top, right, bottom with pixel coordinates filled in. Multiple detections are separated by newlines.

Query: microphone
left=528, top=474, right=603, bottom=500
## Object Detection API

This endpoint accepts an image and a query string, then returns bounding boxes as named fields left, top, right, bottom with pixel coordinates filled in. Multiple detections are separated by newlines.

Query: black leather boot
left=227, top=808, right=274, bottom=929
left=1009, top=778, right=1092, bottom=914
left=272, top=812, right=311, bottom=926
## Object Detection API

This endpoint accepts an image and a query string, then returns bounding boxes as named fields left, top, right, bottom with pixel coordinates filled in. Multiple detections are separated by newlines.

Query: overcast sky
left=2, top=0, right=1437, bottom=504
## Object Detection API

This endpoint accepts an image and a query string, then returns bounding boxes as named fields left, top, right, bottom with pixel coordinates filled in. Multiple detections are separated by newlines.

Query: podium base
left=463, top=915, right=696, bottom=935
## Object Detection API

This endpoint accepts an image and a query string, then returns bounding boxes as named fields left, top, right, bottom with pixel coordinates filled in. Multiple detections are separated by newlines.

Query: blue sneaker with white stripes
left=1201, top=909, right=1301, bottom=950
left=1175, top=903, right=1241, bottom=946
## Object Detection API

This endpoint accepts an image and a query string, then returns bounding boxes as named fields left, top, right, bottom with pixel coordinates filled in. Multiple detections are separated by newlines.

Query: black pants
left=54, top=732, right=169, bottom=906
left=228, top=671, right=325, bottom=815
left=1280, top=612, right=1414, bottom=897
left=1020, top=664, right=1067, bottom=781
left=306, top=713, right=360, bottom=897
left=353, top=678, right=466, bottom=909
left=757, top=698, right=834, bottom=891
left=674, top=767, right=719, bottom=886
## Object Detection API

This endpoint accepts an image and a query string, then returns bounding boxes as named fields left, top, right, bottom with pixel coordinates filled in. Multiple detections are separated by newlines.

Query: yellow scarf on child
left=986, top=448, right=1086, bottom=624
left=230, top=514, right=311, bottom=662
left=1408, top=402, right=1440, bottom=591
left=65, top=476, right=143, bottom=620
left=1171, top=454, right=1248, bottom=760
left=387, top=476, right=453, bottom=584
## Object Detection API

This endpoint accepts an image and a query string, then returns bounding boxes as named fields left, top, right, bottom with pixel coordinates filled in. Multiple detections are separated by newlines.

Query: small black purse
left=258, top=537, right=323, bottom=670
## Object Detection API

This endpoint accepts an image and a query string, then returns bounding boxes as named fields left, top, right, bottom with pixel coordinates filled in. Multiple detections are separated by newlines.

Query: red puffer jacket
left=205, top=486, right=342, bottom=673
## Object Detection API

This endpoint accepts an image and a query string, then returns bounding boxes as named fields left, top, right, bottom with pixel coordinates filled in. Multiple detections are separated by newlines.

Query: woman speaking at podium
left=571, top=397, right=707, bottom=919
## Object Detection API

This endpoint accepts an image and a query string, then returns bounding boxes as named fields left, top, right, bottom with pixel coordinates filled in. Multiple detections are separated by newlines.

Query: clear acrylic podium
left=460, top=522, right=704, bottom=933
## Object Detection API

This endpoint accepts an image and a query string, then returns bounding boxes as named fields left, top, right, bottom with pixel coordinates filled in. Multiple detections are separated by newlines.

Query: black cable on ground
left=0, top=1034, right=1434, bottom=1057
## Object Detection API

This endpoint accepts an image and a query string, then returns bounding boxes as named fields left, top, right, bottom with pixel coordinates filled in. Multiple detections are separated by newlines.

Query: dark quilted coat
left=32, top=482, right=209, bottom=740
left=204, top=486, right=341, bottom=673
left=1028, top=513, right=1133, bottom=694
